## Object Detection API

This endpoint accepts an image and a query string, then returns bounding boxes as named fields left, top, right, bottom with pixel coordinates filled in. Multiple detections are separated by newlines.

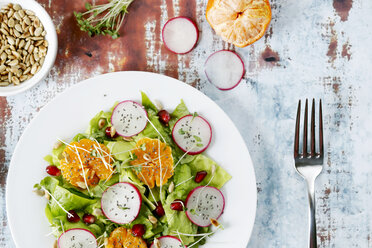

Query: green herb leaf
left=130, top=152, right=138, bottom=161
left=133, top=165, right=142, bottom=173
left=85, top=2, right=92, bottom=10
left=90, top=149, right=97, bottom=157
left=140, top=143, right=147, bottom=151
left=193, top=135, right=202, bottom=142
left=178, top=128, right=186, bottom=135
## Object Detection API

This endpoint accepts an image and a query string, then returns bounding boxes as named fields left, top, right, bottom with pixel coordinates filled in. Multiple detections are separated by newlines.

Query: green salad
left=34, top=92, right=231, bottom=248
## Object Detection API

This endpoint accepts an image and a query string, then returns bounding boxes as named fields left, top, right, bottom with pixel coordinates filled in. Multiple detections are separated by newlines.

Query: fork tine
left=319, top=99, right=324, bottom=157
left=294, top=100, right=301, bottom=158
left=310, top=99, right=316, bottom=156
left=303, top=99, right=308, bottom=157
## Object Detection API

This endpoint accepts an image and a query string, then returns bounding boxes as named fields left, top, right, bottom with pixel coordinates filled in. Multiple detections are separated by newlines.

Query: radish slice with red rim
left=162, top=17, right=199, bottom=54
left=185, top=186, right=225, bottom=227
left=150, top=236, right=185, bottom=248
left=205, top=50, right=245, bottom=90
left=58, top=228, right=97, bottom=248
left=101, top=182, right=142, bottom=224
left=172, top=115, right=212, bottom=155
left=111, top=100, right=148, bottom=137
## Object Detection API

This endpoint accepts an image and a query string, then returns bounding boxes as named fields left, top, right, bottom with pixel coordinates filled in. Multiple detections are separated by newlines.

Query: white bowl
left=0, top=0, right=57, bottom=96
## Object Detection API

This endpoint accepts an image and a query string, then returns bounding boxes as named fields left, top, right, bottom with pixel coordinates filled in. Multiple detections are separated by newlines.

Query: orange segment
left=106, top=227, right=147, bottom=248
left=130, top=138, right=174, bottom=189
left=60, top=139, right=114, bottom=188
left=206, top=0, right=271, bottom=47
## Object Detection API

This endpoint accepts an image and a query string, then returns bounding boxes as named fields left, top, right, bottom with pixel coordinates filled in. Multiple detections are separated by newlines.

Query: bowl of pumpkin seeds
left=0, top=0, right=57, bottom=96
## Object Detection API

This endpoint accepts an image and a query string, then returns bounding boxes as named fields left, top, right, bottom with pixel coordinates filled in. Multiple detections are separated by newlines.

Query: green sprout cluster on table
left=74, top=0, right=134, bottom=39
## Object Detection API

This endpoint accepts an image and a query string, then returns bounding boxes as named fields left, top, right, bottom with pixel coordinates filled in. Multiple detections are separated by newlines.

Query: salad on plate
left=34, top=92, right=231, bottom=248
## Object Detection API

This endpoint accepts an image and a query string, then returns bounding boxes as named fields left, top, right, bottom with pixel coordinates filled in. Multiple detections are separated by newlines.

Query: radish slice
left=101, top=182, right=142, bottom=224
left=185, top=186, right=225, bottom=227
left=162, top=17, right=199, bottom=54
left=172, top=115, right=212, bottom=155
left=111, top=100, right=148, bottom=137
left=58, top=228, right=97, bottom=248
left=150, top=236, right=186, bottom=248
left=205, top=50, right=245, bottom=90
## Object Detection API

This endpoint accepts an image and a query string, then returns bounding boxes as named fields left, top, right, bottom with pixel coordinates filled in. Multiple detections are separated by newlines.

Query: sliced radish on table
left=205, top=50, right=245, bottom=90
left=185, top=186, right=225, bottom=227
left=58, top=228, right=97, bottom=248
left=172, top=115, right=212, bottom=155
left=111, top=101, right=148, bottom=137
left=150, top=236, right=185, bottom=248
left=101, top=182, right=142, bottom=224
left=162, top=17, right=199, bottom=54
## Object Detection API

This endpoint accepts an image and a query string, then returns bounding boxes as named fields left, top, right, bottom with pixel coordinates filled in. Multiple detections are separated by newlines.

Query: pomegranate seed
left=46, top=165, right=61, bottom=176
left=154, top=202, right=165, bottom=217
left=132, top=224, right=146, bottom=237
left=67, top=210, right=80, bottom=223
left=105, top=126, right=118, bottom=138
left=194, top=171, right=208, bottom=183
left=170, top=199, right=184, bottom=211
left=158, top=110, right=171, bottom=125
left=83, top=214, right=96, bottom=225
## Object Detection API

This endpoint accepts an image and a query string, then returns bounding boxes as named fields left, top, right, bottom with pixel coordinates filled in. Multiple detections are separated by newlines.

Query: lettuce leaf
left=169, top=99, right=189, bottom=130
left=43, top=143, right=66, bottom=166
left=163, top=189, right=197, bottom=245
left=187, top=155, right=232, bottom=189
left=38, top=177, right=97, bottom=217
left=106, top=140, right=136, bottom=161
left=88, top=110, right=112, bottom=135
left=141, top=91, right=158, bottom=112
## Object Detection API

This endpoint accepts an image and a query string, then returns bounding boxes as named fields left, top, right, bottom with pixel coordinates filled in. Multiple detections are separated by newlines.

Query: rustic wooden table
left=2, top=0, right=372, bottom=247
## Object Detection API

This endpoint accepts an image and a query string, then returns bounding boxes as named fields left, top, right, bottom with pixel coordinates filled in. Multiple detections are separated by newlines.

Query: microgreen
left=191, top=112, right=199, bottom=121
left=90, top=149, right=98, bottom=157
left=140, top=143, right=147, bottom=151
left=133, top=165, right=142, bottom=173
left=74, top=0, right=135, bottom=39
left=129, top=152, right=138, bottom=161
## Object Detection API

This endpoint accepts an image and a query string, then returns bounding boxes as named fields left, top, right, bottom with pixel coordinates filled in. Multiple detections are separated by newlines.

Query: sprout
left=74, top=0, right=134, bottom=39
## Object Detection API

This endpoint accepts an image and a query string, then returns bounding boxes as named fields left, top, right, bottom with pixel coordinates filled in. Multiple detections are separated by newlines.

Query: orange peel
left=206, top=0, right=271, bottom=47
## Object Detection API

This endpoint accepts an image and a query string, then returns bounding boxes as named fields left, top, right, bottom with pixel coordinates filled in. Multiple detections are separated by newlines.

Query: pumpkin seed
left=0, top=3, right=48, bottom=86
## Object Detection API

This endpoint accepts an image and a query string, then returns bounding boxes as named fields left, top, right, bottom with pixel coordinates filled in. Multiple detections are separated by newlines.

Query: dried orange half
left=130, top=138, right=174, bottom=189
left=206, top=0, right=271, bottom=47
left=60, top=139, right=114, bottom=188
left=106, top=227, right=147, bottom=248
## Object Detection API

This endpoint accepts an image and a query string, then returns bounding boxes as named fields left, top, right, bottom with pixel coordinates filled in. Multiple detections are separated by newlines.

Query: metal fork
left=294, top=99, right=324, bottom=248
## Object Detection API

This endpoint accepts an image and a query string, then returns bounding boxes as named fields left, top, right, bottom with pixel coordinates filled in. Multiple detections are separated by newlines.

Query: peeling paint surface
left=1, top=0, right=372, bottom=247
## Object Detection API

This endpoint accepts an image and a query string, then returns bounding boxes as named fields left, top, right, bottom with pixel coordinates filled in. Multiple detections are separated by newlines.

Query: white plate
left=6, top=71, right=257, bottom=248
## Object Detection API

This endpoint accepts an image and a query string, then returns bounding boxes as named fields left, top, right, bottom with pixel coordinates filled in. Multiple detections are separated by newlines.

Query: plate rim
left=5, top=71, right=257, bottom=247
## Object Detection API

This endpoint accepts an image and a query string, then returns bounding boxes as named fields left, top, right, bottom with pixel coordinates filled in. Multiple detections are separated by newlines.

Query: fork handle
left=306, top=179, right=318, bottom=248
